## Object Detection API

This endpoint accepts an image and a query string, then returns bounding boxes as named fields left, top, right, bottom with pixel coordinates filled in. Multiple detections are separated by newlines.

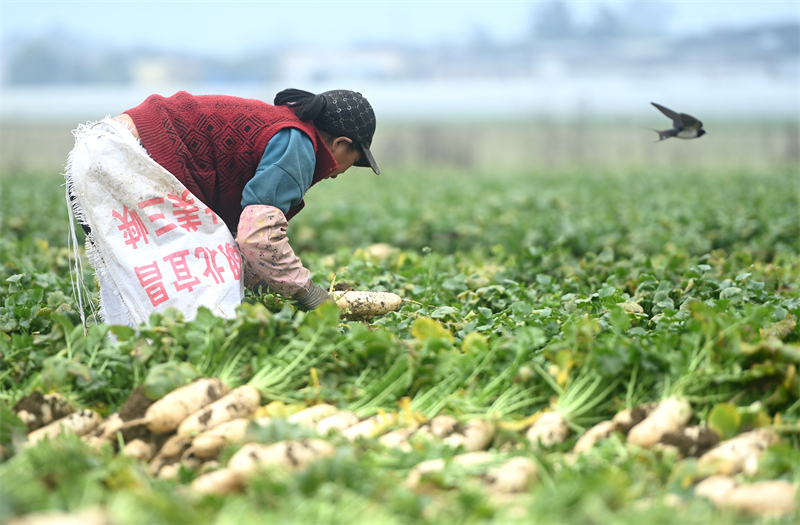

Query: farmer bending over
left=68, top=89, right=379, bottom=326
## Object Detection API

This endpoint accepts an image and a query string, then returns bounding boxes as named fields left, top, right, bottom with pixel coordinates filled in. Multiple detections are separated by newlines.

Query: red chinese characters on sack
left=195, top=247, right=225, bottom=284
left=167, top=190, right=203, bottom=232
left=218, top=242, right=242, bottom=280
left=163, top=249, right=201, bottom=292
left=114, top=190, right=218, bottom=250
left=205, top=207, right=219, bottom=225
left=112, top=206, right=150, bottom=249
left=133, top=245, right=242, bottom=306
left=115, top=190, right=242, bottom=305
left=134, top=261, right=169, bottom=306
left=138, top=197, right=178, bottom=236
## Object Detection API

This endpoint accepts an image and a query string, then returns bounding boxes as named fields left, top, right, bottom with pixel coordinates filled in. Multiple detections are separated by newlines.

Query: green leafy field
left=1, top=159, right=798, bottom=524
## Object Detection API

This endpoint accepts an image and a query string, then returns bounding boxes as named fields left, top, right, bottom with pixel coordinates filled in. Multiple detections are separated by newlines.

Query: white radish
left=627, top=397, right=692, bottom=448
left=123, top=438, right=157, bottom=462
left=26, top=410, right=102, bottom=445
left=92, top=413, right=124, bottom=443
left=177, top=385, right=260, bottom=437
left=443, top=419, right=495, bottom=451
left=413, top=415, right=458, bottom=442
left=696, top=476, right=798, bottom=517
left=149, top=434, right=193, bottom=474
left=15, top=393, right=74, bottom=432
left=406, top=451, right=495, bottom=489
left=525, top=412, right=569, bottom=448
left=182, top=455, right=203, bottom=471
left=190, top=467, right=246, bottom=495
left=658, top=425, right=720, bottom=458
left=653, top=443, right=681, bottom=458
left=695, top=475, right=737, bottom=507
left=252, top=415, right=273, bottom=427
left=190, top=418, right=250, bottom=460
left=612, top=402, right=658, bottom=435
left=144, top=378, right=229, bottom=434
left=157, top=457, right=203, bottom=479
left=331, top=291, right=403, bottom=320
left=228, top=439, right=335, bottom=474
left=315, top=411, right=360, bottom=435
left=378, top=428, right=416, bottom=451
left=157, top=463, right=180, bottom=480
left=573, top=420, right=617, bottom=453
left=197, top=460, right=220, bottom=476
left=115, top=417, right=151, bottom=444
left=429, top=415, right=459, bottom=437
left=724, top=481, right=797, bottom=517
left=483, top=457, right=538, bottom=493
left=341, top=412, right=397, bottom=441
left=160, top=434, right=193, bottom=459
left=83, top=414, right=113, bottom=440
left=287, top=404, right=338, bottom=427
left=82, top=435, right=109, bottom=451
left=697, top=428, right=780, bottom=476
left=364, top=243, right=397, bottom=260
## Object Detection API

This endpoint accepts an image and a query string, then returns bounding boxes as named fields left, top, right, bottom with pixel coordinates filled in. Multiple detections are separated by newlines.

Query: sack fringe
left=64, top=117, right=134, bottom=331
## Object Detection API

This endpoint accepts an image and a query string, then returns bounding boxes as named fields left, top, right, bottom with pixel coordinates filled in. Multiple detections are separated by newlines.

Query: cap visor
left=355, top=146, right=380, bottom=175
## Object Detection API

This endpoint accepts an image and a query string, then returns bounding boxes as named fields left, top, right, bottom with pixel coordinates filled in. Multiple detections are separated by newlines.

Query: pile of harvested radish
left=7, top=381, right=796, bottom=521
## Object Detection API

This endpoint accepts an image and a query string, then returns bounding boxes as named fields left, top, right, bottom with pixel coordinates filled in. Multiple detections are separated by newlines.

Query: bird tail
left=642, top=127, right=671, bottom=142
left=655, top=129, right=672, bottom=142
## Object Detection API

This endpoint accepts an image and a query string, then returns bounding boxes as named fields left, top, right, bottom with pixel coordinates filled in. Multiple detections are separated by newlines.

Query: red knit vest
left=124, top=91, right=338, bottom=232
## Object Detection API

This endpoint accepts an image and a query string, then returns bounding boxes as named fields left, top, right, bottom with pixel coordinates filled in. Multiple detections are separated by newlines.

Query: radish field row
left=1, top=164, right=798, bottom=524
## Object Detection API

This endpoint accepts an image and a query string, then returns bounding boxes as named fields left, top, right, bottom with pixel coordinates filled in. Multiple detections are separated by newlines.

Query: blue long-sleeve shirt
left=240, top=128, right=316, bottom=215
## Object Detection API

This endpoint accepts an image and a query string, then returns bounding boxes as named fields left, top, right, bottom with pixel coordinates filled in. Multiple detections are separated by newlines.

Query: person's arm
left=236, top=205, right=329, bottom=309
left=236, top=128, right=329, bottom=309
left=241, top=128, right=313, bottom=214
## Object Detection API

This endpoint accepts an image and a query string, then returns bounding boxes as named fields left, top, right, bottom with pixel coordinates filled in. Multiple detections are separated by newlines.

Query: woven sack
left=66, top=118, right=244, bottom=327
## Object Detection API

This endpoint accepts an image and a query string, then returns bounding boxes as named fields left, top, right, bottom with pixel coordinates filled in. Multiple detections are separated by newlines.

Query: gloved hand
left=293, top=281, right=331, bottom=310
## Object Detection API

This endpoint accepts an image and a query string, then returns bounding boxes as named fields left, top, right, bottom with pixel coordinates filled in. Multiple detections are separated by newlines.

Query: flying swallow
left=650, top=102, right=706, bottom=141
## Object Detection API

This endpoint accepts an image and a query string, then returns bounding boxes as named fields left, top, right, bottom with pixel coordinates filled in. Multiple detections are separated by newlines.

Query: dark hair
left=274, top=89, right=357, bottom=150
left=274, top=88, right=328, bottom=122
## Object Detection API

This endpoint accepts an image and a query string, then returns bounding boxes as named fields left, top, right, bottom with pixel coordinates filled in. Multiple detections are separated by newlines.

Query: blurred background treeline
left=1, top=1, right=798, bottom=174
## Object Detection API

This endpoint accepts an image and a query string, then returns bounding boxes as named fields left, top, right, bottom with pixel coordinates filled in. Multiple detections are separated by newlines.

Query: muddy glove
left=294, top=281, right=331, bottom=310
left=237, top=205, right=328, bottom=307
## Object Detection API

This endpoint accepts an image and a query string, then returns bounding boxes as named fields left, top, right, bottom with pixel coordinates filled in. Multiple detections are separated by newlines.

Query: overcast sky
left=2, top=1, right=799, bottom=57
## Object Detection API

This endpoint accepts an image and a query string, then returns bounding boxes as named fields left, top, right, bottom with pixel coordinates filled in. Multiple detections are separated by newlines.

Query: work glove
left=293, top=281, right=332, bottom=310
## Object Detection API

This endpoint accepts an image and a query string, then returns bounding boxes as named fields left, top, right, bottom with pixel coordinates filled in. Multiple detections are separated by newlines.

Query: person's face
left=327, top=137, right=362, bottom=179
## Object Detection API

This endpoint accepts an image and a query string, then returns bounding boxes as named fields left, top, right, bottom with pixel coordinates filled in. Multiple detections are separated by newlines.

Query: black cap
left=317, top=90, right=380, bottom=175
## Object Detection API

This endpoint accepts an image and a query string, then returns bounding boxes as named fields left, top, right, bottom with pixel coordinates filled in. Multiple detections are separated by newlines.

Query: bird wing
left=679, top=113, right=702, bottom=131
left=651, top=102, right=684, bottom=130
